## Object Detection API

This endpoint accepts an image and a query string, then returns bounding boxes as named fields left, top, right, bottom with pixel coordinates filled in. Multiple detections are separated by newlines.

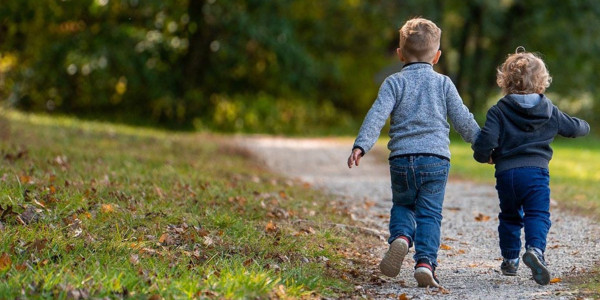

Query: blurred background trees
left=1, top=0, right=599, bottom=134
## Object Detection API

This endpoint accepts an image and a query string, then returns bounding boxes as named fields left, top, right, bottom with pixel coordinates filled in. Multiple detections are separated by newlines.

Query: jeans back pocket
left=419, top=168, right=448, bottom=195
left=390, top=166, right=411, bottom=204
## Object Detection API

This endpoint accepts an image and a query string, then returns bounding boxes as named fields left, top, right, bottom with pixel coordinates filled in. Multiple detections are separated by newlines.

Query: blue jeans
left=495, top=167, right=551, bottom=259
left=388, top=155, right=450, bottom=268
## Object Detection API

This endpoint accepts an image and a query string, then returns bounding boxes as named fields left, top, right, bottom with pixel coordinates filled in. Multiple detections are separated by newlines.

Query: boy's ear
left=396, top=48, right=406, bottom=62
left=432, top=50, right=442, bottom=65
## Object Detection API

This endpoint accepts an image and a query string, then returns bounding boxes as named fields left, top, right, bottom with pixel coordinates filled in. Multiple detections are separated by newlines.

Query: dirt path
left=237, top=136, right=599, bottom=299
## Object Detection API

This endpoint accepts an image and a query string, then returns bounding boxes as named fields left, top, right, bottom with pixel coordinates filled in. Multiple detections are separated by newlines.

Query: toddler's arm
left=351, top=79, right=396, bottom=157
left=556, top=108, right=590, bottom=138
left=445, top=79, right=480, bottom=143
left=472, top=107, right=500, bottom=163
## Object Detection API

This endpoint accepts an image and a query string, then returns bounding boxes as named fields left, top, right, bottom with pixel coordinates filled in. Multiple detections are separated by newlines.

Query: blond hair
left=496, top=49, right=552, bottom=94
left=399, top=17, right=441, bottom=62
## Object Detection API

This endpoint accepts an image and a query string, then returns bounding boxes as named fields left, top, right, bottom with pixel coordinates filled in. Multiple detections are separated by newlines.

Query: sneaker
left=500, top=258, right=519, bottom=276
left=522, top=247, right=550, bottom=285
left=379, top=237, right=409, bottom=277
left=414, top=258, right=440, bottom=288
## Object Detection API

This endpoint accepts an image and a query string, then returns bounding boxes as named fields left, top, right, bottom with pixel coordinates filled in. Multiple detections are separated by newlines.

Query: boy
left=347, top=17, right=479, bottom=287
left=472, top=49, right=590, bottom=285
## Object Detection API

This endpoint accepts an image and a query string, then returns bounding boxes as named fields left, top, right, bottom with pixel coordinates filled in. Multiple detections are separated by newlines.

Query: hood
left=496, top=94, right=553, bottom=132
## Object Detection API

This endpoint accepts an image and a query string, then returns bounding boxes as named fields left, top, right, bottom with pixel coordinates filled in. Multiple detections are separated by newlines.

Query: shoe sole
left=414, top=267, right=440, bottom=288
left=523, top=252, right=550, bottom=285
left=501, top=270, right=517, bottom=276
left=379, top=239, right=408, bottom=277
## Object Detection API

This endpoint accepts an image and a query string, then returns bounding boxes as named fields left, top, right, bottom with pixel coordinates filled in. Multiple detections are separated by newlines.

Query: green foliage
left=0, top=111, right=375, bottom=298
left=1, top=1, right=600, bottom=132
left=0, top=0, right=399, bottom=132
left=197, top=93, right=356, bottom=135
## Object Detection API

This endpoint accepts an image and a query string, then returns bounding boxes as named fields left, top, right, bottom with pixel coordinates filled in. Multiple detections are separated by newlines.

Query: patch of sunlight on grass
left=2, top=107, right=168, bottom=138
left=206, top=263, right=283, bottom=298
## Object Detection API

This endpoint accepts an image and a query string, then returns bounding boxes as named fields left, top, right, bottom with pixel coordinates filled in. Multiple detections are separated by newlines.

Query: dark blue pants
left=495, top=167, right=551, bottom=259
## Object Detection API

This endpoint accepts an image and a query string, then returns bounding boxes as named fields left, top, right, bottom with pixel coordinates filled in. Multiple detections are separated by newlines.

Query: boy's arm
left=352, top=79, right=396, bottom=156
left=445, top=79, right=480, bottom=143
left=472, top=107, right=501, bottom=163
left=556, top=107, right=590, bottom=138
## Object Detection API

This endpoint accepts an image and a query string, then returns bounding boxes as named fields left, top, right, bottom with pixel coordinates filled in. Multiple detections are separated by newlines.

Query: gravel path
left=237, top=136, right=600, bottom=299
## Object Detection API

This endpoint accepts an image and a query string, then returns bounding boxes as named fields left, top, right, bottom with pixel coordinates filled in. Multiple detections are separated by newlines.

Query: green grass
left=0, top=110, right=375, bottom=299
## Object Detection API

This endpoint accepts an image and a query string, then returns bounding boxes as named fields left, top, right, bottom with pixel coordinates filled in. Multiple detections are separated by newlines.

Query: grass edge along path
left=0, top=110, right=378, bottom=299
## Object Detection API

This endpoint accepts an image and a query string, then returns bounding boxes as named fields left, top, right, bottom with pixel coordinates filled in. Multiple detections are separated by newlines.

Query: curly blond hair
left=496, top=49, right=552, bottom=94
left=399, top=17, right=441, bottom=62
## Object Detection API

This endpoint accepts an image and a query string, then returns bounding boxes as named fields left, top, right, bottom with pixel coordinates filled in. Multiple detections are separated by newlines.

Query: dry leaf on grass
left=0, top=253, right=12, bottom=271
left=19, top=175, right=32, bottom=184
left=18, top=206, right=41, bottom=225
left=101, top=203, right=115, bottom=213
left=265, top=220, right=277, bottom=233
left=130, top=254, right=140, bottom=265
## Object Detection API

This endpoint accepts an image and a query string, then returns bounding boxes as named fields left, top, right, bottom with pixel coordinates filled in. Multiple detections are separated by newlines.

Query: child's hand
left=347, top=148, right=363, bottom=168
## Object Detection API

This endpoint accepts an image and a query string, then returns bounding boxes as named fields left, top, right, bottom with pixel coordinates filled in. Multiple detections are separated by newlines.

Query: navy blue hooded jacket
left=472, top=94, right=590, bottom=173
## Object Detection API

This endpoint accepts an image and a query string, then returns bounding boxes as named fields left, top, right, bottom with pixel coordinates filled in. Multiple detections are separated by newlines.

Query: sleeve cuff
left=352, top=146, right=365, bottom=157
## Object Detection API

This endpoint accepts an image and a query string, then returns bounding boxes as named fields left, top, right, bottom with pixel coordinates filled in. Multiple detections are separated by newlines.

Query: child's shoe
left=413, top=258, right=440, bottom=287
left=379, top=237, right=409, bottom=277
left=522, top=247, right=550, bottom=285
left=500, top=258, right=519, bottom=276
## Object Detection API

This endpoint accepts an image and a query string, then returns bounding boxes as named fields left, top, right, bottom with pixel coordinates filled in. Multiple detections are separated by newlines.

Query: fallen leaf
left=130, top=254, right=140, bottom=265
left=101, top=204, right=115, bottom=213
left=19, top=175, right=32, bottom=184
left=398, top=293, right=409, bottom=300
left=26, top=238, right=48, bottom=253
left=243, top=258, right=253, bottom=267
left=474, top=213, right=491, bottom=222
left=203, top=236, right=214, bottom=247
left=550, top=277, right=562, bottom=284
left=440, top=244, right=452, bottom=250
left=158, top=233, right=168, bottom=244
left=265, top=221, right=277, bottom=233
left=19, top=206, right=41, bottom=224
left=34, top=199, right=46, bottom=209
left=0, top=253, right=12, bottom=271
